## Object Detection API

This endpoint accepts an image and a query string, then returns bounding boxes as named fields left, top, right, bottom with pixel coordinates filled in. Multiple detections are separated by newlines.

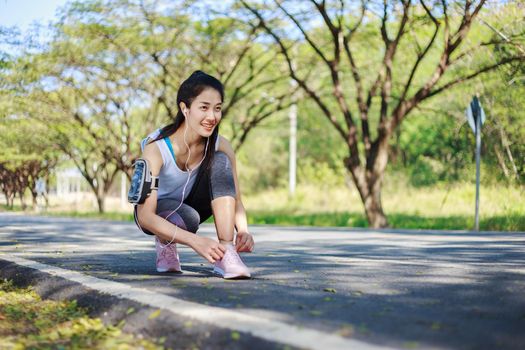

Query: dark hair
left=151, top=70, right=224, bottom=171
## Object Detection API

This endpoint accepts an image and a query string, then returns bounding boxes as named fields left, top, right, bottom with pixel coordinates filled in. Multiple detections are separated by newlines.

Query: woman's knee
left=210, top=152, right=236, bottom=199
left=156, top=199, right=200, bottom=233
left=177, top=206, right=200, bottom=233
left=157, top=210, right=188, bottom=231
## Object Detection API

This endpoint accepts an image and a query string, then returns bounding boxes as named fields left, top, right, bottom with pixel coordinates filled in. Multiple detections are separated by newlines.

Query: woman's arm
left=218, top=136, right=254, bottom=252
left=136, top=142, right=225, bottom=263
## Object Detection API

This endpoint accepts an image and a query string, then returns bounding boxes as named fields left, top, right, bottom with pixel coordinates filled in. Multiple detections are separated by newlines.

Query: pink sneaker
left=155, top=237, right=182, bottom=273
left=213, top=245, right=251, bottom=279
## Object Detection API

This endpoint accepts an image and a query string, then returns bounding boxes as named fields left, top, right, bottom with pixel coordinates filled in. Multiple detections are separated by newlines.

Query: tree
left=239, top=0, right=525, bottom=227
left=3, top=0, right=296, bottom=212
left=60, top=0, right=296, bottom=152
left=189, top=16, right=300, bottom=150
left=480, top=3, right=525, bottom=182
left=0, top=104, right=58, bottom=209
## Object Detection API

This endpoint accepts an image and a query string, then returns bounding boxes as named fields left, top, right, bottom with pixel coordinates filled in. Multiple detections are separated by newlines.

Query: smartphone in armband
left=128, top=158, right=159, bottom=204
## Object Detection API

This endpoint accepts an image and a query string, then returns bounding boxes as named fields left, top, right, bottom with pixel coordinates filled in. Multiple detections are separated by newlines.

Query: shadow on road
left=1, top=214, right=525, bottom=349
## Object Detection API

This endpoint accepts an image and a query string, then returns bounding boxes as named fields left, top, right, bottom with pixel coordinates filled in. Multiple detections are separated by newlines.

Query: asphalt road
left=1, top=212, right=524, bottom=350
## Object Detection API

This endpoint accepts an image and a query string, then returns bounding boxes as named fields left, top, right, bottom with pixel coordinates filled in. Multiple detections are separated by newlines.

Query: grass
left=0, top=279, right=164, bottom=350
left=0, top=206, right=134, bottom=223
left=2, top=181, right=524, bottom=231
left=0, top=204, right=24, bottom=212
left=247, top=211, right=525, bottom=231
left=45, top=210, right=135, bottom=222
left=243, top=181, right=525, bottom=231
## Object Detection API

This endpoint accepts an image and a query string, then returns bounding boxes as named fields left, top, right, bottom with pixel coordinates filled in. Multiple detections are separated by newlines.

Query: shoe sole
left=213, top=266, right=251, bottom=279
left=157, top=267, right=182, bottom=273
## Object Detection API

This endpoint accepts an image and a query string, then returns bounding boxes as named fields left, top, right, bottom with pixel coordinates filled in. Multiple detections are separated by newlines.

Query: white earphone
left=159, top=111, right=210, bottom=248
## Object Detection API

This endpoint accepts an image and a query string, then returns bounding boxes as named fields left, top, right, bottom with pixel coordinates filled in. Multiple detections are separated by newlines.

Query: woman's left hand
left=235, top=231, right=254, bottom=253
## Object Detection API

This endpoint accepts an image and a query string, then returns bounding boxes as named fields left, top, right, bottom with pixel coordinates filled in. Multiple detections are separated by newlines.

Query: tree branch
left=427, top=56, right=524, bottom=99
left=398, top=0, right=441, bottom=104
left=308, top=0, right=356, bottom=134
left=275, top=0, right=331, bottom=66
left=240, top=0, right=348, bottom=141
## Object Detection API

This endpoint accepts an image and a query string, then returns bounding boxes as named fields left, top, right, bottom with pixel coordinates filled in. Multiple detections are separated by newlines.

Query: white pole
left=121, top=172, right=127, bottom=208
left=289, top=103, right=297, bottom=196
left=57, top=173, right=62, bottom=197
left=121, top=140, right=127, bottom=209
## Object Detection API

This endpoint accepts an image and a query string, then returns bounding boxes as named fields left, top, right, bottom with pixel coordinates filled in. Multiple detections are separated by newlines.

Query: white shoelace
left=161, top=243, right=178, bottom=260
left=222, top=247, right=242, bottom=264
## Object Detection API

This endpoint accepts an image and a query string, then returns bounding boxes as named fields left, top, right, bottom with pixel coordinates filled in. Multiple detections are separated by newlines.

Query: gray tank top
left=141, top=129, right=219, bottom=201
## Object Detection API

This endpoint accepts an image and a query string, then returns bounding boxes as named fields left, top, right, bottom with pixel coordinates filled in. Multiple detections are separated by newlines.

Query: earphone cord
left=158, top=122, right=209, bottom=249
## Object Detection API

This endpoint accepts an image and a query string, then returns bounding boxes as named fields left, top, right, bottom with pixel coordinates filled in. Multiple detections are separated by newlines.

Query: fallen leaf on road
left=148, top=309, right=161, bottom=320
left=336, top=324, right=354, bottom=337
left=323, top=288, right=337, bottom=293
left=403, top=341, right=419, bottom=349
left=171, top=280, right=187, bottom=288
left=431, top=322, right=442, bottom=331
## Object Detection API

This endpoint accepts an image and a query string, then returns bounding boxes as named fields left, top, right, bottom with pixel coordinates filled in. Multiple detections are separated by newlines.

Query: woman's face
left=183, top=88, right=222, bottom=138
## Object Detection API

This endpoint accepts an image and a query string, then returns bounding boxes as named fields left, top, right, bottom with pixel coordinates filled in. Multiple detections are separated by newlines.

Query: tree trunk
left=346, top=135, right=390, bottom=229
left=8, top=195, right=14, bottom=208
left=19, top=191, right=27, bottom=210
left=349, top=173, right=388, bottom=229
left=96, top=195, right=105, bottom=213
left=345, top=165, right=389, bottom=229
left=44, top=178, right=50, bottom=207
left=30, top=189, right=38, bottom=210
left=363, top=185, right=388, bottom=228
left=494, top=144, right=510, bottom=178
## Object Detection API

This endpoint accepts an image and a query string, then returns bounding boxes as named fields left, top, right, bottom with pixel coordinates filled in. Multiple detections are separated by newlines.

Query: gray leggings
left=140, top=151, right=236, bottom=235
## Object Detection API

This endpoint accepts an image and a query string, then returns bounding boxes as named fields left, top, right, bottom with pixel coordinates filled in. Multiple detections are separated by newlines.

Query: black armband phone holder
left=128, top=158, right=159, bottom=204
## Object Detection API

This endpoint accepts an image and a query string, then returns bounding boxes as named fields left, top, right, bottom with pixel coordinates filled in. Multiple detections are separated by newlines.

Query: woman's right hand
left=191, top=236, right=226, bottom=264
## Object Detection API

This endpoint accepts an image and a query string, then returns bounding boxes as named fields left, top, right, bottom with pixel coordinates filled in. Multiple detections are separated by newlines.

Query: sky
left=0, top=0, right=69, bottom=30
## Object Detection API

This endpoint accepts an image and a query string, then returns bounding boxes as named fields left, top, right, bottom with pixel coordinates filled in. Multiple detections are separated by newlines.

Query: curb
left=0, top=257, right=290, bottom=350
